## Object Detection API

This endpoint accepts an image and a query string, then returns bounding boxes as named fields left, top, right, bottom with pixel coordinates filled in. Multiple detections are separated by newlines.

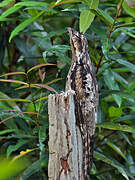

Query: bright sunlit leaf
left=0, top=79, right=28, bottom=85
left=27, top=63, right=56, bottom=73
left=0, top=98, right=32, bottom=102
left=0, top=72, right=26, bottom=77
left=80, top=0, right=99, bottom=33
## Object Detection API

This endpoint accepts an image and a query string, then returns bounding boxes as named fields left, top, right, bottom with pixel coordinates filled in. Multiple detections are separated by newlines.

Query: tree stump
left=48, top=91, right=84, bottom=180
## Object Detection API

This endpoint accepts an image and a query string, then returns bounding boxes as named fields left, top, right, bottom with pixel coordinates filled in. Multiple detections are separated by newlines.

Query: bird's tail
left=80, top=123, right=94, bottom=179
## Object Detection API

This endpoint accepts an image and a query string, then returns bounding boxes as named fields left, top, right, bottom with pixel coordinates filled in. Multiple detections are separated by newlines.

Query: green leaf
left=80, top=10, right=95, bottom=34
left=0, top=114, right=17, bottom=125
left=112, top=71, right=128, bottom=85
left=0, top=17, right=18, bottom=22
left=0, top=0, right=14, bottom=7
left=39, top=126, right=47, bottom=159
left=0, top=129, right=17, bottom=135
left=7, top=134, right=35, bottom=139
left=80, top=0, right=99, bottom=33
left=106, top=142, right=127, bottom=161
left=0, top=159, right=28, bottom=180
left=119, top=132, right=132, bottom=145
left=128, top=106, right=135, bottom=111
left=103, top=69, right=122, bottom=107
left=116, top=114, right=135, bottom=123
left=0, top=0, right=49, bottom=21
left=43, top=45, right=71, bottom=64
left=21, top=159, right=42, bottom=180
left=101, top=38, right=109, bottom=60
left=54, top=0, right=83, bottom=5
left=127, top=80, right=135, bottom=92
left=127, top=152, right=135, bottom=174
left=15, top=84, right=39, bottom=90
left=115, top=58, right=135, bottom=74
left=26, top=103, right=35, bottom=113
left=89, top=8, right=114, bottom=26
left=0, top=5, right=21, bottom=21
left=55, top=51, right=71, bottom=64
left=46, top=45, right=71, bottom=52
left=0, top=79, right=28, bottom=85
left=14, top=1, right=49, bottom=7
left=119, top=93, right=135, bottom=103
left=0, top=91, right=21, bottom=111
left=7, top=140, right=29, bottom=158
left=16, top=117, right=30, bottom=132
left=55, top=0, right=63, bottom=4
left=35, top=96, right=48, bottom=103
left=46, top=78, right=63, bottom=86
left=113, top=67, right=131, bottom=73
left=123, top=1, right=135, bottom=18
left=39, top=126, right=47, bottom=144
left=40, top=29, right=66, bottom=41
left=108, top=106, right=122, bottom=118
left=122, top=28, right=135, bottom=38
left=0, top=98, right=32, bottom=102
left=27, top=63, right=55, bottom=73
left=94, top=151, right=129, bottom=180
left=0, top=72, right=26, bottom=77
left=115, top=22, right=135, bottom=29
left=9, top=11, right=44, bottom=42
left=97, top=122, right=135, bottom=133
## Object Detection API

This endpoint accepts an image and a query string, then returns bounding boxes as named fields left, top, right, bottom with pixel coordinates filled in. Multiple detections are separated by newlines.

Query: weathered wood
left=48, top=91, right=84, bottom=180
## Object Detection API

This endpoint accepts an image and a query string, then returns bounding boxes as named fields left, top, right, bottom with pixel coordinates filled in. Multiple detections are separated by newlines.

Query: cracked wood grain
left=48, top=91, right=83, bottom=180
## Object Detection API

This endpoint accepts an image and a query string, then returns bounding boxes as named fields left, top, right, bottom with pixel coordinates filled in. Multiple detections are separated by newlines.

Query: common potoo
left=66, top=28, right=98, bottom=179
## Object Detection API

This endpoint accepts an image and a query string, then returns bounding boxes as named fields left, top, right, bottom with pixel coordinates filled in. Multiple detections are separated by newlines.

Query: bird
left=66, top=27, right=98, bottom=179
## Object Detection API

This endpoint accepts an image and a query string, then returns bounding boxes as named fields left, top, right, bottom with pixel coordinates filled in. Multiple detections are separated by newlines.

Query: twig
left=96, top=53, right=104, bottom=74
left=96, top=0, right=124, bottom=73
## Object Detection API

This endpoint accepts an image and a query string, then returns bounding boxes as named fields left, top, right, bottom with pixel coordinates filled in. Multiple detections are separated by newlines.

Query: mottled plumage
left=66, top=28, right=98, bottom=179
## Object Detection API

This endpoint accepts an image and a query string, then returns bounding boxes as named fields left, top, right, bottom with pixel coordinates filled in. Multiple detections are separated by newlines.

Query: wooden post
left=48, top=91, right=84, bottom=180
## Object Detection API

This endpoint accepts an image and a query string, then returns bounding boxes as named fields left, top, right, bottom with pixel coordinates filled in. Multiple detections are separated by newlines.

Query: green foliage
left=80, top=0, right=99, bottom=33
left=123, top=0, right=135, bottom=18
left=0, top=0, right=135, bottom=179
left=0, top=158, right=29, bottom=180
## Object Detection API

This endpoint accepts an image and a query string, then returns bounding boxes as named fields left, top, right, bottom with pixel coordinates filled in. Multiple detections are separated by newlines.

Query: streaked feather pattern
left=66, top=28, right=98, bottom=179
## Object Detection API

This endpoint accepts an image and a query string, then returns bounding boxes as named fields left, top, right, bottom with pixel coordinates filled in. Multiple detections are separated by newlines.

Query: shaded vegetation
left=0, top=0, right=135, bottom=179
